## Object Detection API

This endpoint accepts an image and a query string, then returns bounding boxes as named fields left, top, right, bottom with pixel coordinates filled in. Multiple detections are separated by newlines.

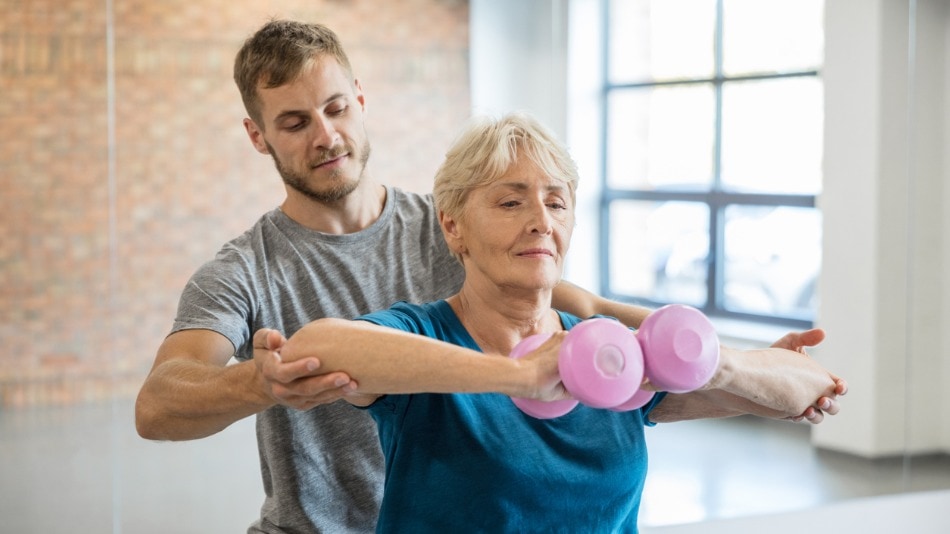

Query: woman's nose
left=527, top=201, right=554, bottom=235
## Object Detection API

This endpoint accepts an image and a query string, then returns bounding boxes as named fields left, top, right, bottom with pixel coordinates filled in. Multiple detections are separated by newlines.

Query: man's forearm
left=649, top=388, right=787, bottom=423
left=135, top=358, right=273, bottom=441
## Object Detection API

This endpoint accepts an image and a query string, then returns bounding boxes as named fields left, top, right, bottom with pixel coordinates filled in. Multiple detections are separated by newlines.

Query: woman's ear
left=439, top=210, right=464, bottom=254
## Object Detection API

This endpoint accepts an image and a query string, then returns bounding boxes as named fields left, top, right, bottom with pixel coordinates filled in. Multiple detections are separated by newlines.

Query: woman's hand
left=515, top=331, right=573, bottom=402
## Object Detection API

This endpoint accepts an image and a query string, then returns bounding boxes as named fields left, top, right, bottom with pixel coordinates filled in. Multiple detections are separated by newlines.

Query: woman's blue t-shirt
left=359, top=299, right=665, bottom=533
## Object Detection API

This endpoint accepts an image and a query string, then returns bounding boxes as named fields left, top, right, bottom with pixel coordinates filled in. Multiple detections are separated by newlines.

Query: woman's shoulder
left=555, top=310, right=628, bottom=332
left=357, top=300, right=450, bottom=335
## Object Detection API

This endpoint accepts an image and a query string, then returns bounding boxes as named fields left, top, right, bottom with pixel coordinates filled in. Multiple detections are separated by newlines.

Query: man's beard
left=268, top=139, right=372, bottom=204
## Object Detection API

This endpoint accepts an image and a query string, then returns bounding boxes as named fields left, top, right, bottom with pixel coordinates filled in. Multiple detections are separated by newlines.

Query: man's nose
left=311, top=115, right=340, bottom=149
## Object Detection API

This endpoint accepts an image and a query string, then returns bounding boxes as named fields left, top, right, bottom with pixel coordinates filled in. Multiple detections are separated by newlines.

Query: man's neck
left=281, top=181, right=387, bottom=234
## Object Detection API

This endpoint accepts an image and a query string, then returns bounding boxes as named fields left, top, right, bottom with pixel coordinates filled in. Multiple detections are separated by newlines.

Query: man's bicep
left=154, top=328, right=237, bottom=369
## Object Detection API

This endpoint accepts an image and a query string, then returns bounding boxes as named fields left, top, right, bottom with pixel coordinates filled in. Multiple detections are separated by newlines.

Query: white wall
left=813, top=0, right=949, bottom=457
left=470, top=0, right=569, bottom=137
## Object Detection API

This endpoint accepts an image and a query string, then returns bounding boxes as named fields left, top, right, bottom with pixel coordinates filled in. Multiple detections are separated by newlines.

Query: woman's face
left=443, top=155, right=575, bottom=294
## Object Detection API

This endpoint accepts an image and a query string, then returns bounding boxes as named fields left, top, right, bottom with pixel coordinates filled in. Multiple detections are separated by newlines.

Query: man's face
left=245, top=55, right=371, bottom=204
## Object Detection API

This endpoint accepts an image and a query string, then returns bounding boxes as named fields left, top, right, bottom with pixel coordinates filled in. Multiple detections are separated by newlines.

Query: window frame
left=597, top=0, right=821, bottom=328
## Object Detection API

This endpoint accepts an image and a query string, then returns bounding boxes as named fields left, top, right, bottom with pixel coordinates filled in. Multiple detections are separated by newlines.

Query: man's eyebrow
left=274, top=109, right=308, bottom=123
left=272, top=93, right=348, bottom=123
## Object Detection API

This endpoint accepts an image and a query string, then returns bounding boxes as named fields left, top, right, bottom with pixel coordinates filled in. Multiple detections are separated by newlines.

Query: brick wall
left=0, top=0, right=470, bottom=407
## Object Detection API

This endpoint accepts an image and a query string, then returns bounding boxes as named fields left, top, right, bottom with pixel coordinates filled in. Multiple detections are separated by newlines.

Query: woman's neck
left=447, top=282, right=561, bottom=356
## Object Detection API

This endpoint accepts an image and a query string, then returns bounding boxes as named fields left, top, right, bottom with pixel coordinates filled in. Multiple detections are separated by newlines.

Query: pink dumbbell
left=509, top=304, right=720, bottom=418
left=609, top=304, right=721, bottom=411
left=510, top=319, right=642, bottom=418
left=509, top=333, right=582, bottom=418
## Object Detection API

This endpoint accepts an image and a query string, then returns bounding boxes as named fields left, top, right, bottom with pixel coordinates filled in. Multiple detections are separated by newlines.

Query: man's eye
left=501, top=200, right=520, bottom=208
left=328, top=105, right=348, bottom=116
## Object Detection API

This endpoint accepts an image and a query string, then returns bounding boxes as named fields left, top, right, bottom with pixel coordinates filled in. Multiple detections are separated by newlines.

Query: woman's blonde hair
left=433, top=112, right=579, bottom=224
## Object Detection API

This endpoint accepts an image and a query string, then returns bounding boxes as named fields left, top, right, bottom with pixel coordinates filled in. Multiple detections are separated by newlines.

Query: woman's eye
left=328, top=105, right=347, bottom=116
left=500, top=200, right=520, bottom=208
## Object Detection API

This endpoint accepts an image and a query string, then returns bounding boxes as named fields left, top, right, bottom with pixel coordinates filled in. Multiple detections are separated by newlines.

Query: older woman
left=279, top=112, right=842, bottom=532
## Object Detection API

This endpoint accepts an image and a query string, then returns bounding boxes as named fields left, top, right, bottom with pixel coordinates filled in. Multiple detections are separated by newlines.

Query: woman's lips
left=517, top=248, right=554, bottom=258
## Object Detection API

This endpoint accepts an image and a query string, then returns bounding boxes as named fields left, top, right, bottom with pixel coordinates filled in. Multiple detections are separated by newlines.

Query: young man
left=135, top=20, right=843, bottom=533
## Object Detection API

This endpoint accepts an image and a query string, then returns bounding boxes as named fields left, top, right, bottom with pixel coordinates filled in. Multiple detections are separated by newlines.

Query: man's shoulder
left=384, top=187, right=443, bottom=238
left=196, top=209, right=284, bottom=274
left=388, top=186, right=436, bottom=211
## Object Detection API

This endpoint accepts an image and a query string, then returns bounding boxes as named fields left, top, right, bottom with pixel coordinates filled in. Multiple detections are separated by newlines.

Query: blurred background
left=1, top=0, right=948, bottom=532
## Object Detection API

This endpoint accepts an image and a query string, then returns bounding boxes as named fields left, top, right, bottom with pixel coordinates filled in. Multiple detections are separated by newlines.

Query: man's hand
left=252, top=328, right=358, bottom=411
left=770, top=328, right=847, bottom=424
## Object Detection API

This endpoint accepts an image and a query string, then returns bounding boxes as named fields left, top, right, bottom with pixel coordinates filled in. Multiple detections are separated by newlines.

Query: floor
left=641, top=414, right=950, bottom=526
left=641, top=490, right=950, bottom=533
left=1, top=399, right=948, bottom=533
left=0, top=399, right=262, bottom=534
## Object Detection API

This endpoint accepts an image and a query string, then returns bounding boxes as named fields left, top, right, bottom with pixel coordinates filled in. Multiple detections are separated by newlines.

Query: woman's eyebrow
left=491, top=180, right=566, bottom=193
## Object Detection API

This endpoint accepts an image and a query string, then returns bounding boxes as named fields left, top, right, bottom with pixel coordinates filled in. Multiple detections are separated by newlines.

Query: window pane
left=721, top=77, right=823, bottom=194
left=722, top=0, right=824, bottom=75
left=607, top=85, right=716, bottom=190
left=609, top=200, right=709, bottom=307
left=723, top=205, right=821, bottom=318
left=608, top=0, right=716, bottom=83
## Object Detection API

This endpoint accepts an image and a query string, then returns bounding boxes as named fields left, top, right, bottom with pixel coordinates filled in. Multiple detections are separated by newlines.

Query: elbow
left=134, top=393, right=163, bottom=441
left=281, top=317, right=352, bottom=364
left=134, top=390, right=173, bottom=441
left=135, top=403, right=160, bottom=440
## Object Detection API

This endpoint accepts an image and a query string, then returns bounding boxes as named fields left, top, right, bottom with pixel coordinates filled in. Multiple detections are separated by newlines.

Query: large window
left=600, top=0, right=824, bottom=326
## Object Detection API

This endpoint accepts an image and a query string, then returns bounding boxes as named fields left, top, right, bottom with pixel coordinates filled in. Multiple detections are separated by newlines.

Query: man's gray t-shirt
left=171, top=186, right=465, bottom=533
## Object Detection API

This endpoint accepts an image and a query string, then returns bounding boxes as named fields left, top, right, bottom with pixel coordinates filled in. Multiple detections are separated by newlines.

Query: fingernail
left=334, top=377, right=349, bottom=387
left=306, top=361, right=319, bottom=371
left=821, top=399, right=831, bottom=409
